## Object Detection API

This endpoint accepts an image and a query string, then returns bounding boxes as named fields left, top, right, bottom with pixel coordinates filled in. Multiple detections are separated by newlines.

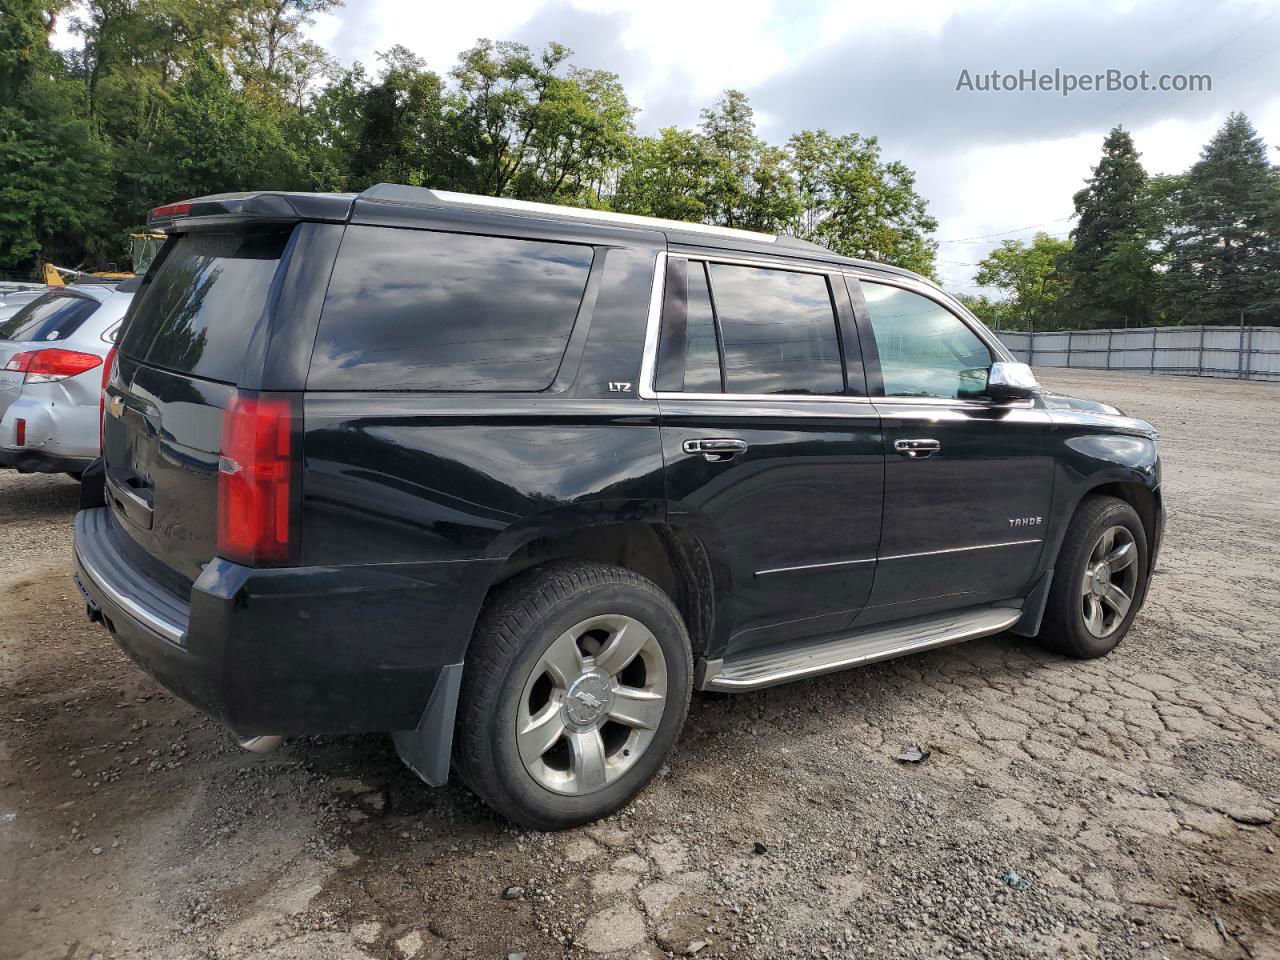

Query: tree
left=345, top=47, right=445, bottom=189
left=1165, top=112, right=1280, bottom=325
left=788, top=129, right=938, bottom=276
left=1061, top=126, right=1157, bottom=327
left=974, top=233, right=1072, bottom=330
left=954, top=292, right=1004, bottom=328
left=613, top=128, right=715, bottom=221
left=443, top=40, right=634, bottom=203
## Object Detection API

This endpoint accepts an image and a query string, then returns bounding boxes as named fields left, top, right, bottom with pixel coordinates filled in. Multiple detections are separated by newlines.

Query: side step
left=700, top=606, right=1021, bottom=692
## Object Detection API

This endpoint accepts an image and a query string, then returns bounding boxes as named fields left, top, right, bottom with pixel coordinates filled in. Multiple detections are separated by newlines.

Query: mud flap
left=391, top=662, right=464, bottom=787
left=1011, top=568, right=1054, bottom=637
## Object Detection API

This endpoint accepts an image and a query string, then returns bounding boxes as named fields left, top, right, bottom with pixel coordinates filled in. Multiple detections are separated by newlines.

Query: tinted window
left=120, top=230, right=292, bottom=383
left=310, top=226, right=594, bottom=391
left=683, top=263, right=722, bottom=392
left=0, top=293, right=98, bottom=342
left=656, top=260, right=722, bottom=393
left=861, top=282, right=992, bottom=399
left=709, top=264, right=843, bottom=395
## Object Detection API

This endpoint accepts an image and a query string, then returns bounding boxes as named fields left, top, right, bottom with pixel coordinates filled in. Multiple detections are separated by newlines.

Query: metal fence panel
left=995, top=325, right=1279, bottom=383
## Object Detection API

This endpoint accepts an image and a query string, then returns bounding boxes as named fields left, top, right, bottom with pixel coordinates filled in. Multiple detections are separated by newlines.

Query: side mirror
left=986, top=361, right=1039, bottom=401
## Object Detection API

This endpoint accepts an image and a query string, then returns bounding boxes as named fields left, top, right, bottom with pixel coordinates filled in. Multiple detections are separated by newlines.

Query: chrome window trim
left=641, top=252, right=1032, bottom=409
left=843, top=269, right=1015, bottom=364
left=638, top=251, right=876, bottom=404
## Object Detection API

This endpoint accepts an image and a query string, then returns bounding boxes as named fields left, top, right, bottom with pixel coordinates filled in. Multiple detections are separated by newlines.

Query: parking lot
left=1, top=368, right=1277, bottom=960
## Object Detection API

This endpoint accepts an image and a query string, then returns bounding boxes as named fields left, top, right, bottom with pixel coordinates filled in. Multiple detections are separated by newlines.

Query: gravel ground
left=1, top=369, right=1278, bottom=960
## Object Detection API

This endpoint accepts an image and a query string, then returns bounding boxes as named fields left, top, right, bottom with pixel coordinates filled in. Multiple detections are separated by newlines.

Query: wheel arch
left=482, top=519, right=725, bottom=662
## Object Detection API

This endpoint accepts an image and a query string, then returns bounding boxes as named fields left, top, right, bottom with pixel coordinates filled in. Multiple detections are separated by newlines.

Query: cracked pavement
left=1, top=369, right=1277, bottom=960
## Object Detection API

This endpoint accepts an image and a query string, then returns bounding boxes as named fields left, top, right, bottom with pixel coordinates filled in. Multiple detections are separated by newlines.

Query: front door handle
left=683, top=438, right=748, bottom=461
left=894, top=438, right=941, bottom=458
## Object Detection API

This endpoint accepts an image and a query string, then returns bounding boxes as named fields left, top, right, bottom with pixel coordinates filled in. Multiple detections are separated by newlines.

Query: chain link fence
left=996, top=325, right=1280, bottom=382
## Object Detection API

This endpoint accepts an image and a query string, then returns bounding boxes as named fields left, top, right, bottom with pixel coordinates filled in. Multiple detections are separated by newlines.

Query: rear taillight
left=4, top=348, right=103, bottom=383
left=217, top=391, right=299, bottom=566
left=99, top=345, right=117, bottom=448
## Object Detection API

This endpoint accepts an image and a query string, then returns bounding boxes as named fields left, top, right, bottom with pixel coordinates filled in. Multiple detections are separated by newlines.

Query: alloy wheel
left=516, top=614, right=668, bottom=796
left=1079, top=524, right=1139, bottom=639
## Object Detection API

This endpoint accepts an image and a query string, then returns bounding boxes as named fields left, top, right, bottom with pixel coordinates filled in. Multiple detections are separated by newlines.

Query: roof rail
left=358, top=184, right=784, bottom=245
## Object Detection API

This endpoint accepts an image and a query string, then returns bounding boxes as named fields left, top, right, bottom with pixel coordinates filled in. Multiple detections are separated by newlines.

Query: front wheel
left=453, top=561, right=692, bottom=830
left=1038, top=495, right=1149, bottom=659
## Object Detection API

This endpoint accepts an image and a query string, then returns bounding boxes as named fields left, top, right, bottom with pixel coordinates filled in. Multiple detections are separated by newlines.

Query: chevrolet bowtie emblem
left=108, top=395, right=125, bottom=419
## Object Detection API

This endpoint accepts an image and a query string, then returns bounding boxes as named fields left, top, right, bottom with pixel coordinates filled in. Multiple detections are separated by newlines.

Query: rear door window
left=0, top=292, right=99, bottom=342
left=120, top=229, right=293, bottom=383
left=309, top=226, right=594, bottom=392
left=656, top=260, right=845, bottom=396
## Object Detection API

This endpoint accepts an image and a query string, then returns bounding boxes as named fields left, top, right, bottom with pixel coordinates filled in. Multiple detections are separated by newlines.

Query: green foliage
left=1164, top=112, right=1280, bottom=325
left=1060, top=127, right=1158, bottom=328
left=974, top=233, right=1072, bottom=331
left=1, top=15, right=939, bottom=278
left=788, top=129, right=938, bottom=276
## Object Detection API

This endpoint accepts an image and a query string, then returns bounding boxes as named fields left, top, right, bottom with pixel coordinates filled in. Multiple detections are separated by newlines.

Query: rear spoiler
left=147, top=192, right=357, bottom=232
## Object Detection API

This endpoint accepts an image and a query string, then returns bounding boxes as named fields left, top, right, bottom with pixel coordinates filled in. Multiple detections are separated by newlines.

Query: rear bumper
left=73, top=508, right=492, bottom=750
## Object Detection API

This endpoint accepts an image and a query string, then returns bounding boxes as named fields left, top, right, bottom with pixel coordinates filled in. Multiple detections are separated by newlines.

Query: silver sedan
left=0, top=281, right=136, bottom=476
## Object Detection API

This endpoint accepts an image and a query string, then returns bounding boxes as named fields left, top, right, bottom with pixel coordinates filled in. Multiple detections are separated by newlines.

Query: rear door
left=850, top=275, right=1054, bottom=624
left=103, top=227, right=297, bottom=584
left=652, top=254, right=883, bottom=658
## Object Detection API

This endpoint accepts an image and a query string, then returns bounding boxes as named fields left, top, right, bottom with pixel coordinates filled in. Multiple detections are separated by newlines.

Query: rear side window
left=309, top=226, right=594, bottom=392
left=120, top=230, right=292, bottom=383
left=656, top=259, right=845, bottom=396
left=0, top=293, right=99, bottom=342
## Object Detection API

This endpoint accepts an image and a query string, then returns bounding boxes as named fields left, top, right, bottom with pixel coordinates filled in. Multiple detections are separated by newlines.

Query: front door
left=651, top=255, right=883, bottom=657
left=850, top=276, right=1054, bottom=625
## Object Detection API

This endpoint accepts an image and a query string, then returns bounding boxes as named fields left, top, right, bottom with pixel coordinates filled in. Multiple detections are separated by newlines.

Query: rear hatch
left=0, top=291, right=102, bottom=421
left=103, top=226, right=299, bottom=586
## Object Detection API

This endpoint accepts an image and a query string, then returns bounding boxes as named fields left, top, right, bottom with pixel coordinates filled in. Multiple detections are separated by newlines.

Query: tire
left=1038, top=495, right=1149, bottom=659
left=453, top=560, right=692, bottom=830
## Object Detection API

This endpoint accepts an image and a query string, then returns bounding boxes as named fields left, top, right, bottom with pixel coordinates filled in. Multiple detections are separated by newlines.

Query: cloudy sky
left=302, top=0, right=1280, bottom=294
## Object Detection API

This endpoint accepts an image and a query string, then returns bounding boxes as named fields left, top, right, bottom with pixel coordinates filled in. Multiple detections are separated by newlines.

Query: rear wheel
left=454, top=561, right=692, bottom=830
left=1038, top=495, right=1148, bottom=658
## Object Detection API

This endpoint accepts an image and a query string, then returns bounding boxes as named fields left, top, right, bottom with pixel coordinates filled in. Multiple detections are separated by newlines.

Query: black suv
left=73, top=186, right=1163, bottom=829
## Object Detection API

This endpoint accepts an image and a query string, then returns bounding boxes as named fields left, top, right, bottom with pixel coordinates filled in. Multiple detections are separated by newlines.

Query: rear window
left=119, top=229, right=292, bottom=383
left=0, top=292, right=99, bottom=342
left=309, top=226, right=594, bottom=391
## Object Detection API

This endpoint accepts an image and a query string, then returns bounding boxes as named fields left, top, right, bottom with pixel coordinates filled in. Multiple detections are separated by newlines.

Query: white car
left=0, top=280, right=136, bottom=476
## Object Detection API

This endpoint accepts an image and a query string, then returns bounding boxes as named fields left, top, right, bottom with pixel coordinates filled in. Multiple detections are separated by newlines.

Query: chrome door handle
left=894, top=438, right=941, bottom=458
left=683, top=438, right=748, bottom=461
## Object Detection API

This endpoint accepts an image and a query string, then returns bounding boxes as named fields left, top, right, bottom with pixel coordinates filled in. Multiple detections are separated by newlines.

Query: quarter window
left=311, top=226, right=593, bottom=392
left=860, top=282, right=992, bottom=400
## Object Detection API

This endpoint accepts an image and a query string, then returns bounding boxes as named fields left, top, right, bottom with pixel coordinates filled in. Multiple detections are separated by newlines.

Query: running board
left=700, top=606, right=1021, bottom=692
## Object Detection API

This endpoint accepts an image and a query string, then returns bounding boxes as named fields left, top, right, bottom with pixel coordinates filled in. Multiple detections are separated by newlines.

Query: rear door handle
left=894, top=438, right=941, bottom=458
left=683, top=438, right=748, bottom=461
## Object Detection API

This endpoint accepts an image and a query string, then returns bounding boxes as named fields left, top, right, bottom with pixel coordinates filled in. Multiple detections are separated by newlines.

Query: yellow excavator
left=41, top=231, right=165, bottom=286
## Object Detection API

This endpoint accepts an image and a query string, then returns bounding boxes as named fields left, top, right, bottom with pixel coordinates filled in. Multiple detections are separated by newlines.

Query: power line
left=935, top=218, right=1074, bottom=244
left=1085, top=1, right=1268, bottom=131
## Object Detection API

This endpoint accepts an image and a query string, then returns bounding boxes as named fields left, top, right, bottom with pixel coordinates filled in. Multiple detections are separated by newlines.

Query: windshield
left=0, top=292, right=100, bottom=343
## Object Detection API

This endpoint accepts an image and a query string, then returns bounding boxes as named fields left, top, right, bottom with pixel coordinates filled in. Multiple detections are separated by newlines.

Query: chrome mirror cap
left=987, top=361, right=1040, bottom=400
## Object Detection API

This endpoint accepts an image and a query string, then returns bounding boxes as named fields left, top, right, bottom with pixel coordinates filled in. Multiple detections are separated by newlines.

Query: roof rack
left=358, top=184, right=816, bottom=248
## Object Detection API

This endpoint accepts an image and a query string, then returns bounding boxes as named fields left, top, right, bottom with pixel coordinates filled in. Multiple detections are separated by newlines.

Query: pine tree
left=1166, top=112, right=1280, bottom=325
left=1061, top=126, right=1154, bottom=328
